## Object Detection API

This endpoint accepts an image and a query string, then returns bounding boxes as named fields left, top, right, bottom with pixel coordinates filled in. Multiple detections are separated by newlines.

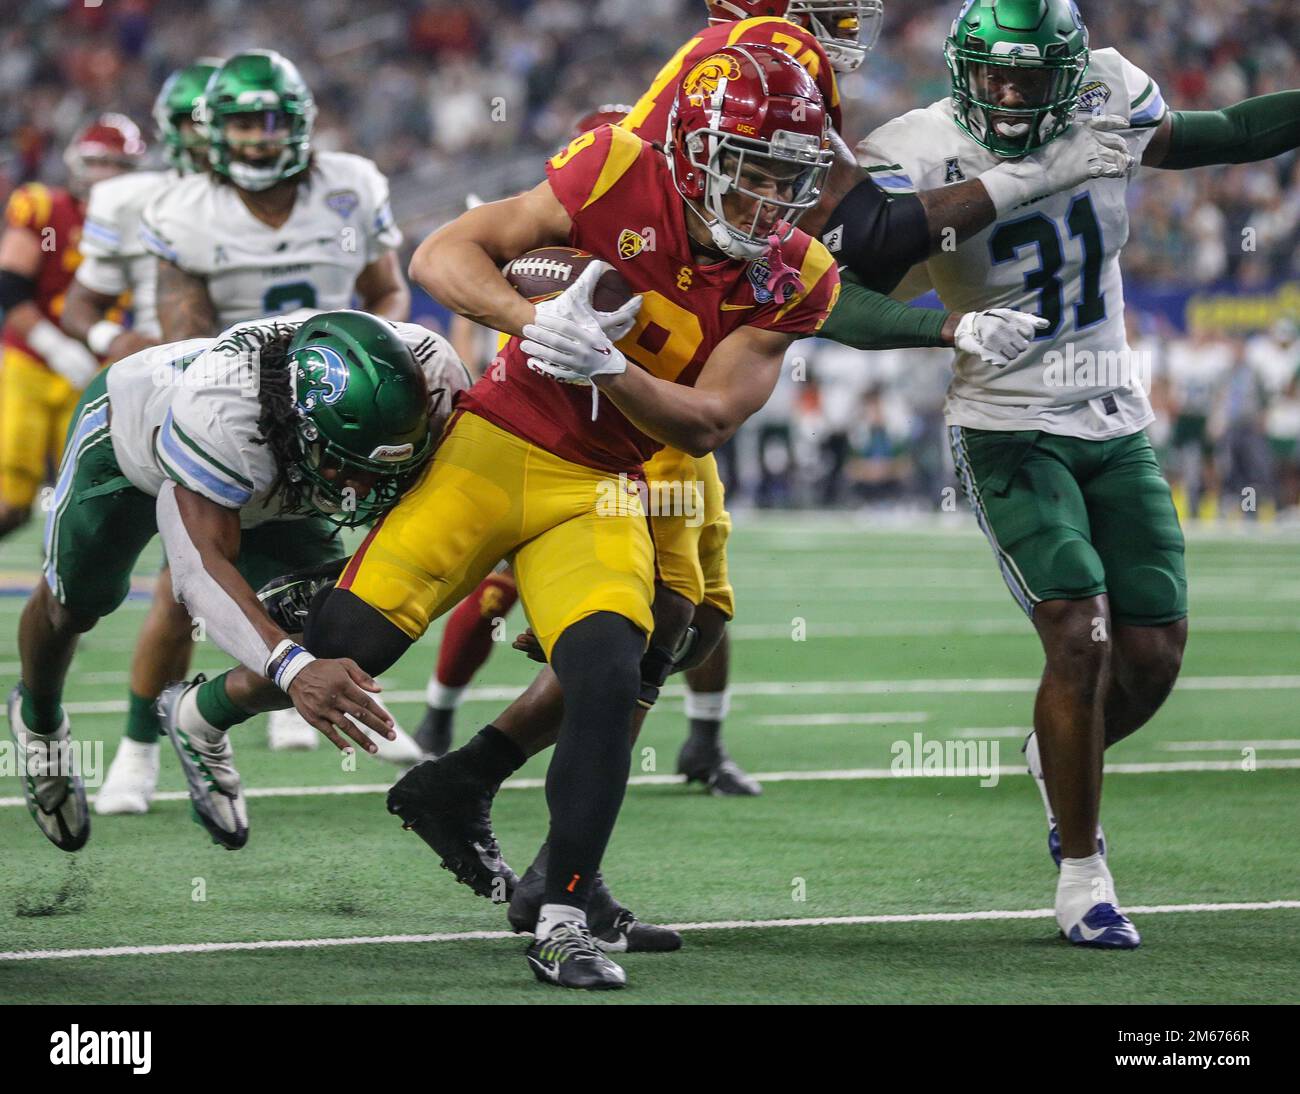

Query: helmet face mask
left=198, top=50, right=316, bottom=191
left=705, top=1, right=884, bottom=73
left=946, top=0, right=1089, bottom=158
left=686, top=128, right=831, bottom=259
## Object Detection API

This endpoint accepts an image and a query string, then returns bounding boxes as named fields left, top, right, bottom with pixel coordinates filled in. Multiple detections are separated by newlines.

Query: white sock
left=684, top=686, right=730, bottom=722
left=1056, top=853, right=1118, bottom=929
left=426, top=679, right=465, bottom=711
left=178, top=687, right=222, bottom=737
left=535, top=903, right=586, bottom=941
left=1023, top=731, right=1055, bottom=826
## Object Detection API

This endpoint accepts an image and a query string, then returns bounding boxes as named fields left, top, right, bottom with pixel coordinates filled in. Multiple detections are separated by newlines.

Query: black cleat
left=508, top=844, right=681, bottom=953
left=386, top=757, right=517, bottom=901
left=414, top=705, right=455, bottom=758
left=677, top=740, right=762, bottom=797
left=255, top=558, right=348, bottom=633
left=525, top=922, right=627, bottom=990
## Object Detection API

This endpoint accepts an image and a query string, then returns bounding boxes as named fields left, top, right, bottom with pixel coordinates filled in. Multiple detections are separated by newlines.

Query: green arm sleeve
left=818, top=269, right=951, bottom=351
left=1163, top=90, right=1300, bottom=169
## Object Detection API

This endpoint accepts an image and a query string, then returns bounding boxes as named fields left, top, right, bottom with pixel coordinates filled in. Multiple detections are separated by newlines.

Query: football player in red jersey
left=0, top=115, right=144, bottom=538
left=292, top=43, right=834, bottom=989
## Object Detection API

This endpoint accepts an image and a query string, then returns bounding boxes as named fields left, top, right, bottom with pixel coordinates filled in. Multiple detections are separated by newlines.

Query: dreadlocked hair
left=253, top=330, right=310, bottom=513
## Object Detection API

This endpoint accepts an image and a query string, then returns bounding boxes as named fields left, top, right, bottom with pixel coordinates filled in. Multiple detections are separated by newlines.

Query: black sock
left=456, top=725, right=526, bottom=788
left=542, top=613, right=643, bottom=911
left=688, top=718, right=723, bottom=747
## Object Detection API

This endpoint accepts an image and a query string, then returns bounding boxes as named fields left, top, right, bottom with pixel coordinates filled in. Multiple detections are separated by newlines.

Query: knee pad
left=303, top=588, right=413, bottom=677
left=637, top=640, right=676, bottom=710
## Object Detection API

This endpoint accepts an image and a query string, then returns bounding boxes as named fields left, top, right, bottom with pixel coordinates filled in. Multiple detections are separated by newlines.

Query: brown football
left=503, top=247, right=634, bottom=312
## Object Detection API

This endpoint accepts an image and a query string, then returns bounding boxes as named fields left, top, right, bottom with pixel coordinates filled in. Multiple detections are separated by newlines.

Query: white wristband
left=265, top=638, right=295, bottom=679
left=277, top=647, right=316, bottom=692
left=87, top=319, right=125, bottom=357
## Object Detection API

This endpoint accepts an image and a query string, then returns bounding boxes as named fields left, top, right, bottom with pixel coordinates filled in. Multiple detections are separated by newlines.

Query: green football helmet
left=945, top=0, right=1090, bottom=158
left=197, top=49, right=316, bottom=191
left=152, top=59, right=222, bottom=174
left=287, top=311, right=434, bottom=528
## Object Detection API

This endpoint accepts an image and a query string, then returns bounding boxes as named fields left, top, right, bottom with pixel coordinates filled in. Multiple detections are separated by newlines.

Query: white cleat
left=267, top=706, right=319, bottom=751
left=7, top=686, right=90, bottom=851
left=357, top=696, right=423, bottom=767
left=95, top=738, right=161, bottom=815
left=158, top=679, right=248, bottom=849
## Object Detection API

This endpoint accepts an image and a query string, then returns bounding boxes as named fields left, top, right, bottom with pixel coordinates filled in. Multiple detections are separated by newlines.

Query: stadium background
left=5, top=0, right=1300, bottom=520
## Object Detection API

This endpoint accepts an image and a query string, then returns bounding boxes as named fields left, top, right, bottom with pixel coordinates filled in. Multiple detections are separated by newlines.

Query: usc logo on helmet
left=682, top=54, right=742, bottom=105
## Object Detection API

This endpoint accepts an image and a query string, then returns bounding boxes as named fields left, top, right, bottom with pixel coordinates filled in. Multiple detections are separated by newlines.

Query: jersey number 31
left=989, top=193, right=1105, bottom=340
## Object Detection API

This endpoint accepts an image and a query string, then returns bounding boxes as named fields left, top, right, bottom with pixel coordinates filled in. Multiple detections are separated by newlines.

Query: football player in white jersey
left=9, top=311, right=470, bottom=853
left=62, top=60, right=221, bottom=363
left=843, top=0, right=1300, bottom=949
left=97, top=49, right=415, bottom=810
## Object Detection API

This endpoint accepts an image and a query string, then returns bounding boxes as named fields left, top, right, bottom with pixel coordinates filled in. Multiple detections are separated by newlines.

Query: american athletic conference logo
left=293, top=345, right=349, bottom=411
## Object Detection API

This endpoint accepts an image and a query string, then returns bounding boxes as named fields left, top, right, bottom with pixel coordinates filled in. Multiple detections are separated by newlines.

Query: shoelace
left=541, top=923, right=603, bottom=962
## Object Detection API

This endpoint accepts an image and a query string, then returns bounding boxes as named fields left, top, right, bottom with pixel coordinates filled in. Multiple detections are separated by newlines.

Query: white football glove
left=980, top=115, right=1137, bottom=215
left=522, top=311, right=629, bottom=382
left=953, top=308, right=1051, bottom=367
left=26, top=318, right=101, bottom=389
left=533, top=260, right=642, bottom=342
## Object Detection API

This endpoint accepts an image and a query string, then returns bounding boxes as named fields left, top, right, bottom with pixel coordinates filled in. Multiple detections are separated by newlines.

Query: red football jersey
left=460, top=125, right=840, bottom=473
left=620, top=16, right=843, bottom=143
left=1, top=182, right=85, bottom=361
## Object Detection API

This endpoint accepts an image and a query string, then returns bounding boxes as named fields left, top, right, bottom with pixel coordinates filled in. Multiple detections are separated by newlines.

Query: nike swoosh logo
left=721, top=303, right=756, bottom=311
left=1075, top=920, right=1107, bottom=942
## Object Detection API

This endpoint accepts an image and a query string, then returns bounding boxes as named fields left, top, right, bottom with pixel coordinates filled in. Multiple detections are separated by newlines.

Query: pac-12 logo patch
left=293, top=345, right=349, bottom=411
left=618, top=228, right=646, bottom=260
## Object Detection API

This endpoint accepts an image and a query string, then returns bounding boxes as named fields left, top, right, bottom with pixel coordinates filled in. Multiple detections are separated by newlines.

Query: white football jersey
left=106, top=316, right=470, bottom=528
left=76, top=168, right=177, bottom=338
left=139, top=151, right=401, bottom=330
left=858, top=48, right=1168, bottom=439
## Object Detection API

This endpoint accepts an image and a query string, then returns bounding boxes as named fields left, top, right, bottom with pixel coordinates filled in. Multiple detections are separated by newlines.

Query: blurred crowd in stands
left=3, top=0, right=1299, bottom=517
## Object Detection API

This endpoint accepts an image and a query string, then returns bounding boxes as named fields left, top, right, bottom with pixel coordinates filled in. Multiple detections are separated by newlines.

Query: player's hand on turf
left=286, top=658, right=395, bottom=753
left=512, top=628, right=546, bottom=663
left=954, top=308, right=1051, bottom=367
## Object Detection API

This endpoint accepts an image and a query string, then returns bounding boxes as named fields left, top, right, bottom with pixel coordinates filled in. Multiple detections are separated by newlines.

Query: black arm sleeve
left=0, top=269, right=36, bottom=312
left=820, top=177, right=931, bottom=295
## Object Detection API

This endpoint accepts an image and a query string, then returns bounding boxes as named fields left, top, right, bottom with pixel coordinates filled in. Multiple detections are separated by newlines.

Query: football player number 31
left=989, top=193, right=1106, bottom=339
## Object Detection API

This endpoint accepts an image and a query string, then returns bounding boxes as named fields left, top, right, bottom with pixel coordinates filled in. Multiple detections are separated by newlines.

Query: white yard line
left=2, top=757, right=1296, bottom=810
left=753, top=713, right=929, bottom=726
left=1159, top=740, right=1300, bottom=752
left=3, top=901, right=1297, bottom=963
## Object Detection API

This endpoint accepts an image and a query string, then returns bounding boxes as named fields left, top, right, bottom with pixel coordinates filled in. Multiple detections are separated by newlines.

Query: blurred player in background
left=97, top=48, right=419, bottom=816
left=857, top=0, right=1300, bottom=948
left=0, top=115, right=145, bottom=540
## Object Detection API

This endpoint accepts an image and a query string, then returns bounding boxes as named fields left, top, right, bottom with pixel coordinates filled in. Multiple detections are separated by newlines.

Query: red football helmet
left=668, top=43, right=832, bottom=260
left=704, top=1, right=884, bottom=72
left=572, top=104, right=634, bottom=139
left=64, top=113, right=147, bottom=193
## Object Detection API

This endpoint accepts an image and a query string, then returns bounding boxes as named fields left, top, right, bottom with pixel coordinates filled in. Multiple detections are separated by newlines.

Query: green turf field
left=2, top=513, right=1297, bottom=1004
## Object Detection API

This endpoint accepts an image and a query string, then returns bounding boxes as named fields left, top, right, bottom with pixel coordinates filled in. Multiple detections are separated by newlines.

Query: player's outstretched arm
left=408, top=181, right=572, bottom=338
left=594, top=325, right=791, bottom=457
left=156, top=481, right=394, bottom=749
left=353, top=251, right=410, bottom=322
left=1143, top=90, right=1300, bottom=169
left=157, top=258, right=218, bottom=341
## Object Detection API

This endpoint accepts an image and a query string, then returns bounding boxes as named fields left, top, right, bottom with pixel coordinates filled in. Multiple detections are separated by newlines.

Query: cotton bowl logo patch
left=326, top=189, right=360, bottom=220
left=293, top=345, right=349, bottom=412
left=747, top=257, right=775, bottom=304
left=683, top=54, right=742, bottom=106
left=1076, top=81, right=1112, bottom=115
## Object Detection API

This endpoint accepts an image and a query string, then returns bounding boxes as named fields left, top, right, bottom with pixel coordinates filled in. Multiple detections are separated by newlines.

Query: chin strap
left=763, top=222, right=805, bottom=301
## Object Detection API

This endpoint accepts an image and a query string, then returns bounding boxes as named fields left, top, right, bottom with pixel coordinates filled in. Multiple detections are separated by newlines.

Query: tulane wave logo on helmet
left=293, top=345, right=349, bottom=412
